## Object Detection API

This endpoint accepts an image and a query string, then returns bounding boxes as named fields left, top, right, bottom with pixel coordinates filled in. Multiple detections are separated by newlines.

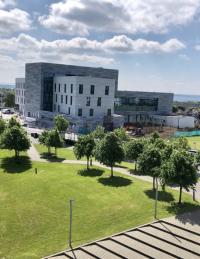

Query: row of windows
left=55, top=95, right=102, bottom=106
left=54, top=83, right=109, bottom=95
left=16, top=83, right=25, bottom=89
left=15, top=96, right=25, bottom=104
left=16, top=90, right=24, bottom=96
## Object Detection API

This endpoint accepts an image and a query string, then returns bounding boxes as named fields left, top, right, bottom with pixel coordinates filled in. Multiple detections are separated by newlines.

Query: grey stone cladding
left=25, top=62, right=118, bottom=117
left=115, top=90, right=174, bottom=115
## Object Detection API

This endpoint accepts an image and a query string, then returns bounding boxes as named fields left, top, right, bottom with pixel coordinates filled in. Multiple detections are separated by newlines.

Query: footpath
left=27, top=143, right=200, bottom=201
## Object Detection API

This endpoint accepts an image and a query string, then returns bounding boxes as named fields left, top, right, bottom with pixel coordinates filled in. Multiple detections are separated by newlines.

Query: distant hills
left=0, top=84, right=15, bottom=89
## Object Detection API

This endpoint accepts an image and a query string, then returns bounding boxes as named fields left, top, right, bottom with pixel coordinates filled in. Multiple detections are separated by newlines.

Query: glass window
left=70, top=96, right=72, bottom=105
left=71, top=84, right=73, bottom=93
left=79, top=84, right=83, bottom=94
left=89, top=109, right=93, bottom=116
left=78, top=109, right=82, bottom=116
left=97, top=97, right=101, bottom=106
left=58, top=105, right=60, bottom=112
left=90, top=85, right=95, bottom=94
left=107, top=109, right=111, bottom=116
left=59, top=84, right=60, bottom=92
left=64, top=84, right=66, bottom=93
left=65, top=95, right=68, bottom=104
left=56, top=94, right=57, bottom=102
left=105, top=86, right=109, bottom=95
left=61, top=95, right=63, bottom=103
left=54, top=104, right=56, bottom=111
left=68, top=107, right=70, bottom=114
left=86, top=97, right=90, bottom=106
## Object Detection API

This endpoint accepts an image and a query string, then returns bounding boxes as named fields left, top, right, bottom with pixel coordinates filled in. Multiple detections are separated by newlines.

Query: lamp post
left=69, top=199, right=75, bottom=247
left=194, top=142, right=196, bottom=149
left=154, top=177, right=161, bottom=219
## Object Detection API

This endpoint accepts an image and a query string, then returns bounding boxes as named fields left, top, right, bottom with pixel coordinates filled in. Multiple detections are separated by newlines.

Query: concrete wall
left=152, top=115, right=194, bottom=128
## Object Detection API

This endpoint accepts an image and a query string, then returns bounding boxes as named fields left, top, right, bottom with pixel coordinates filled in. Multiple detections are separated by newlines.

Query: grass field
left=1, top=150, right=200, bottom=259
left=186, top=136, right=200, bottom=150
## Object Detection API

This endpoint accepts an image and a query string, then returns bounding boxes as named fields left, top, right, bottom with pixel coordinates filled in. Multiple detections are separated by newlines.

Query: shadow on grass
left=164, top=202, right=200, bottom=224
left=115, top=164, right=129, bottom=169
left=144, top=189, right=175, bottom=202
left=40, top=152, right=67, bottom=162
left=1, top=156, right=32, bottom=174
left=78, top=168, right=104, bottom=177
left=129, top=169, right=144, bottom=176
left=98, top=176, right=132, bottom=187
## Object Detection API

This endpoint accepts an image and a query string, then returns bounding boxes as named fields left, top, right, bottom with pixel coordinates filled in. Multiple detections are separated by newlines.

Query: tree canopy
left=92, top=125, right=105, bottom=140
left=113, top=127, right=131, bottom=142
left=0, top=118, right=7, bottom=135
left=54, top=115, right=69, bottom=133
left=94, top=132, right=124, bottom=177
left=48, top=129, right=64, bottom=157
left=160, top=150, right=198, bottom=203
left=4, top=92, right=15, bottom=107
left=74, top=134, right=96, bottom=169
left=39, top=130, right=51, bottom=155
left=8, top=116, right=21, bottom=128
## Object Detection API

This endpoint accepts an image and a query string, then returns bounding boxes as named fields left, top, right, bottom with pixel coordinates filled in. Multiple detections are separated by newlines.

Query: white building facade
left=15, top=78, right=25, bottom=115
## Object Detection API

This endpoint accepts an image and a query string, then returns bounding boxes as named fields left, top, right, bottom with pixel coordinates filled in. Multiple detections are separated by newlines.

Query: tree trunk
left=179, top=186, right=182, bottom=204
left=111, top=166, right=113, bottom=177
left=135, top=161, right=137, bottom=171
left=87, top=159, right=89, bottom=170
left=48, top=146, right=51, bottom=155
left=15, top=150, right=17, bottom=158
left=153, top=177, right=156, bottom=190
left=55, top=148, right=57, bottom=158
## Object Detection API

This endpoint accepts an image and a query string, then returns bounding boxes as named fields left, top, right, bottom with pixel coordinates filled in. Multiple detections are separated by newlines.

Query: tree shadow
left=164, top=202, right=200, bottom=224
left=40, top=152, right=67, bottom=162
left=114, top=164, right=129, bottom=169
left=1, top=156, right=32, bottom=174
left=129, top=169, right=143, bottom=176
left=144, top=189, right=175, bottom=202
left=98, top=176, right=132, bottom=187
left=78, top=168, right=104, bottom=177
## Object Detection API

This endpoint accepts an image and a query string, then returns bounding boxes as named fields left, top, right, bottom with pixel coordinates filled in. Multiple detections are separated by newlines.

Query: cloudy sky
left=1, top=0, right=200, bottom=94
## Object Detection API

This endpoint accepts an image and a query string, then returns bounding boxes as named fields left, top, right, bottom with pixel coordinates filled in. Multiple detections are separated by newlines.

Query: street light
left=194, top=142, right=196, bottom=149
left=69, top=199, right=75, bottom=247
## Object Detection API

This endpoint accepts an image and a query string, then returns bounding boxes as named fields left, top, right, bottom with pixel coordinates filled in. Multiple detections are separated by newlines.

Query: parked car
left=188, top=149, right=198, bottom=155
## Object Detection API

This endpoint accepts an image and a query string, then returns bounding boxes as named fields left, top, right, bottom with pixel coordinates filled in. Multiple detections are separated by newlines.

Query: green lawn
left=186, top=136, right=200, bottom=150
left=1, top=150, right=200, bottom=259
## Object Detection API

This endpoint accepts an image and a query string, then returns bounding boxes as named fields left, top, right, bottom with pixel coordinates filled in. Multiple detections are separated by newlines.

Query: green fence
left=78, top=127, right=93, bottom=135
left=174, top=131, right=200, bottom=138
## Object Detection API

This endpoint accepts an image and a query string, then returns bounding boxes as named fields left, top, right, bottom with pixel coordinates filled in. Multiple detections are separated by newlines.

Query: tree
left=153, top=138, right=166, bottom=150
left=92, top=125, right=105, bottom=140
left=161, top=144, right=174, bottom=162
left=39, top=130, right=51, bottom=155
left=138, top=146, right=162, bottom=190
left=174, top=136, right=190, bottom=150
left=113, top=127, right=131, bottom=142
left=160, top=150, right=198, bottom=204
left=4, top=92, right=15, bottom=107
left=8, top=116, right=21, bottom=128
left=124, top=138, right=145, bottom=170
left=173, top=105, right=178, bottom=113
left=94, top=132, right=124, bottom=177
left=150, top=131, right=160, bottom=144
left=195, top=150, right=200, bottom=164
left=48, top=129, right=64, bottom=157
left=0, top=126, right=31, bottom=158
left=74, top=134, right=96, bottom=169
left=0, top=118, right=7, bottom=135
left=54, top=115, right=69, bottom=133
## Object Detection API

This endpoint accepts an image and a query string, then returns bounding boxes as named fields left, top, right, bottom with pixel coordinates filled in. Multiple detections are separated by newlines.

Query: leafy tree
left=113, top=127, right=131, bottom=142
left=124, top=138, right=145, bottom=170
left=39, top=130, right=51, bottom=155
left=92, top=125, right=105, bottom=140
left=138, top=146, right=161, bottom=190
left=4, top=92, right=15, bottom=107
left=195, top=150, right=200, bottom=164
left=174, top=136, right=190, bottom=150
left=0, top=118, right=7, bottom=134
left=150, top=131, right=159, bottom=144
left=54, top=115, right=69, bottom=133
left=173, top=105, right=178, bottom=113
left=74, top=134, right=96, bottom=169
left=8, top=116, right=21, bottom=128
left=160, top=150, right=198, bottom=204
left=94, top=132, right=124, bottom=177
left=161, top=144, right=174, bottom=162
left=48, top=129, right=64, bottom=157
left=177, top=105, right=185, bottom=112
left=0, top=126, right=31, bottom=158
left=153, top=138, right=166, bottom=150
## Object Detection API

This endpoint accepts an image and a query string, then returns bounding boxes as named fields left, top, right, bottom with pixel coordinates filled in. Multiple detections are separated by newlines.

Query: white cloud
left=179, top=54, right=189, bottom=60
left=38, top=0, right=200, bottom=35
left=0, top=9, right=32, bottom=36
left=194, top=45, right=200, bottom=50
left=0, top=0, right=15, bottom=9
left=135, top=63, right=140, bottom=66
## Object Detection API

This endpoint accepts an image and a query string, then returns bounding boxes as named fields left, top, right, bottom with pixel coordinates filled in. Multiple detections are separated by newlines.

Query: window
left=97, top=97, right=101, bottom=106
left=65, top=95, right=68, bottom=104
left=70, top=96, right=72, bottom=105
left=86, top=97, right=90, bottom=106
left=90, top=85, right=95, bottom=94
left=54, top=104, right=56, bottom=111
left=68, top=107, right=70, bottom=114
left=78, top=108, right=82, bottom=116
left=107, top=109, right=111, bottom=116
left=71, top=84, right=73, bottom=93
left=79, top=84, right=83, bottom=94
left=58, top=105, right=60, bottom=112
left=89, top=109, right=93, bottom=116
left=61, top=95, right=63, bottom=103
left=105, top=86, right=109, bottom=95
left=56, top=94, right=57, bottom=103
left=64, top=84, right=66, bottom=93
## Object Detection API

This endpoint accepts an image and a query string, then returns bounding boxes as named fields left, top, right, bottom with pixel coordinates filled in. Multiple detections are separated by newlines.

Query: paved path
left=43, top=209, right=200, bottom=259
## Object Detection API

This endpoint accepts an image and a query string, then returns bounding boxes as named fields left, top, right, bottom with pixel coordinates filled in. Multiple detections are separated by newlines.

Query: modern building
left=15, top=62, right=174, bottom=132
left=15, top=78, right=25, bottom=114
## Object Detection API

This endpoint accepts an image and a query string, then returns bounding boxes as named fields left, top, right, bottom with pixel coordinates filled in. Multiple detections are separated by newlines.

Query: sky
left=1, top=0, right=200, bottom=94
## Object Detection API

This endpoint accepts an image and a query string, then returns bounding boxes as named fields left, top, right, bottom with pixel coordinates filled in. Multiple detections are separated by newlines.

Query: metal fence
left=174, top=130, right=200, bottom=138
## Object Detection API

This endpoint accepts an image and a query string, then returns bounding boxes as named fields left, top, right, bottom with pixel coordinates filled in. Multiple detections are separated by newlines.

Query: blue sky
left=1, top=0, right=200, bottom=94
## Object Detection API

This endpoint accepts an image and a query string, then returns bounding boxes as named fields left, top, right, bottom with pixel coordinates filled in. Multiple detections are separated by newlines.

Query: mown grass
left=1, top=150, right=200, bottom=259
